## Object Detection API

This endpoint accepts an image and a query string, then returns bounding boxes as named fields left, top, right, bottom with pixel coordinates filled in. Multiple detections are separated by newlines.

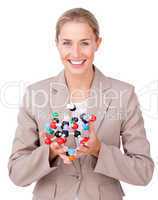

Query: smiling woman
left=56, top=9, right=101, bottom=77
left=8, top=7, right=154, bottom=200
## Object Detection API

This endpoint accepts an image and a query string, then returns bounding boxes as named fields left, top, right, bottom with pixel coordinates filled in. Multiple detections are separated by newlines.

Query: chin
left=65, top=62, right=93, bottom=75
left=65, top=63, right=90, bottom=75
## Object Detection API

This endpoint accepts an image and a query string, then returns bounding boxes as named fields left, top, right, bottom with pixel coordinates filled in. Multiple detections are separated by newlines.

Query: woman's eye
left=81, top=42, right=89, bottom=46
left=62, top=42, right=71, bottom=46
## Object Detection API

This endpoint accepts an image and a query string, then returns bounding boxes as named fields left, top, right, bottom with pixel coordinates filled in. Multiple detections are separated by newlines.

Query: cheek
left=83, top=44, right=96, bottom=58
left=84, top=48, right=95, bottom=59
left=59, top=48, right=69, bottom=60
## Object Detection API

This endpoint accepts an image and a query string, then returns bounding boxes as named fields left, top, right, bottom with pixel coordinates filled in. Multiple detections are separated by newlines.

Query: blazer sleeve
left=94, top=86, right=154, bottom=186
left=8, top=86, right=58, bottom=187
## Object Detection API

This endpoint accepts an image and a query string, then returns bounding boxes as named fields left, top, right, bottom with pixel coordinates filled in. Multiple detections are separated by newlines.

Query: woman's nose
left=71, top=44, right=81, bottom=57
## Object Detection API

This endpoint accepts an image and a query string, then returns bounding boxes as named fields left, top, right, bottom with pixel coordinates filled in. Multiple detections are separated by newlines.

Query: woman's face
left=56, top=21, right=102, bottom=75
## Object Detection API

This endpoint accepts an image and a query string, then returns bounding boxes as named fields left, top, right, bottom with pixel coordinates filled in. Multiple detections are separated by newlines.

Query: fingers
left=39, top=131, right=46, bottom=138
left=50, top=142, right=72, bottom=164
left=88, top=122, right=96, bottom=139
left=50, top=142, right=67, bottom=155
left=40, top=131, right=73, bottom=164
left=59, top=154, right=72, bottom=164
left=82, top=143, right=89, bottom=148
left=77, top=145, right=89, bottom=154
left=89, top=121, right=95, bottom=131
left=50, top=141, right=60, bottom=149
left=50, top=143, right=72, bottom=164
left=59, top=154, right=66, bottom=159
left=76, top=146, right=89, bottom=158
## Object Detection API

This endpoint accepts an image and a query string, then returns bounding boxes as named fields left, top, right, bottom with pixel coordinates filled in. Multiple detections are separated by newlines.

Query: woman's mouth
left=68, top=59, right=87, bottom=67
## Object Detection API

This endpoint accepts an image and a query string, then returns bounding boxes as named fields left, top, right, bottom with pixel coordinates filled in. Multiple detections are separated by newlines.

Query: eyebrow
left=62, top=38, right=91, bottom=41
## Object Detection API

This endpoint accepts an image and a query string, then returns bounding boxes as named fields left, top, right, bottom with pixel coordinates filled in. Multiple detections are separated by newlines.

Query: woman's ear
left=95, top=37, right=102, bottom=51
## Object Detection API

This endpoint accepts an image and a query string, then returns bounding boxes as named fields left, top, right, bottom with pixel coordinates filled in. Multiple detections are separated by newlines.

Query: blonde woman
left=8, top=8, right=154, bottom=200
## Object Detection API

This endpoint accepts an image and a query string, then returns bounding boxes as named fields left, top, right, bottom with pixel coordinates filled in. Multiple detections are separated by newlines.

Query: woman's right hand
left=40, top=131, right=72, bottom=164
left=49, top=142, right=71, bottom=164
left=49, top=141, right=66, bottom=159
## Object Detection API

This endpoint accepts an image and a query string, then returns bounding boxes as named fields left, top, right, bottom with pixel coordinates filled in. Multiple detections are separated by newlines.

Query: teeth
left=69, top=60, right=85, bottom=65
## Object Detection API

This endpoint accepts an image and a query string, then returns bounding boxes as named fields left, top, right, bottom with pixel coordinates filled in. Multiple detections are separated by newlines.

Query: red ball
left=44, top=137, right=52, bottom=144
left=56, top=137, right=66, bottom=145
left=80, top=137, right=89, bottom=145
left=89, top=114, right=96, bottom=122
left=72, top=123, right=78, bottom=129
left=50, top=122, right=57, bottom=129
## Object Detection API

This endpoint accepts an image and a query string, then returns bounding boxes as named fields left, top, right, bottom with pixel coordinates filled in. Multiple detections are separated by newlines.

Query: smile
left=68, top=60, right=87, bottom=65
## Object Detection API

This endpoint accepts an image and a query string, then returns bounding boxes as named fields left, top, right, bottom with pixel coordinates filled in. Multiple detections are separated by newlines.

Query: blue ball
left=67, top=147, right=75, bottom=156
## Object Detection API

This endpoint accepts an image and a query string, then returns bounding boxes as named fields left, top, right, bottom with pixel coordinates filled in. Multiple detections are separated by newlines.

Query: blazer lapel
left=87, top=67, right=112, bottom=133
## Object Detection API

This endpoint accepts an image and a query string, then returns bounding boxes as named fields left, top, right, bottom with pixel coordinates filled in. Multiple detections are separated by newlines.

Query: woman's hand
left=49, top=142, right=72, bottom=164
left=76, top=122, right=101, bottom=158
left=40, top=131, right=72, bottom=164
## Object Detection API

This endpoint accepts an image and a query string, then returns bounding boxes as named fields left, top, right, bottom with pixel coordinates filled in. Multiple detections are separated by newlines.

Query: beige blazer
left=8, top=66, right=154, bottom=200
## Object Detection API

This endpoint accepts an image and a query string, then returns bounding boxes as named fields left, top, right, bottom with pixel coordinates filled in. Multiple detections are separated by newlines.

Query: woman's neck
left=64, top=66, right=94, bottom=101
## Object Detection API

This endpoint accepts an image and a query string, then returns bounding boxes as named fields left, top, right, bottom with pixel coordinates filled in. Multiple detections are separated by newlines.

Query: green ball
left=51, top=112, right=59, bottom=118
left=70, top=118, right=74, bottom=124
left=45, top=126, right=54, bottom=135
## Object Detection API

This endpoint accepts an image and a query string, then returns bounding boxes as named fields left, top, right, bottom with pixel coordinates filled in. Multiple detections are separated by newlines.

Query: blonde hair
left=55, top=8, right=100, bottom=42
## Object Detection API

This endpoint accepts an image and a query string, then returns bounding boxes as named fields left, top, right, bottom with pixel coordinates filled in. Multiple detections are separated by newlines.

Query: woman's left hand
left=76, top=122, right=101, bottom=158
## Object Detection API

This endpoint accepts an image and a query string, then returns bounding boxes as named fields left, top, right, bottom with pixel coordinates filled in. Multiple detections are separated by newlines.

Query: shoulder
left=96, top=67, right=135, bottom=92
left=98, top=70, right=136, bottom=103
left=107, top=76, right=134, bottom=91
left=26, top=75, right=58, bottom=92
left=105, top=76, right=138, bottom=108
left=106, top=76, right=136, bottom=103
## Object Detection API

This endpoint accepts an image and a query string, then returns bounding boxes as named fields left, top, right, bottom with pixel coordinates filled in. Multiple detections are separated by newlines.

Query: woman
left=8, top=8, right=154, bottom=200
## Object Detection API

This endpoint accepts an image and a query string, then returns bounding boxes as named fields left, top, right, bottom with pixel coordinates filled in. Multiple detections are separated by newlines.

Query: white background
left=0, top=0, right=158, bottom=199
